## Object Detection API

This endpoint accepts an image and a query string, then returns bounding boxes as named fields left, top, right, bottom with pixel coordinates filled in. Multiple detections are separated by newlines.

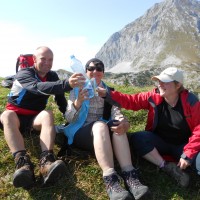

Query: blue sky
left=0, top=0, right=163, bottom=77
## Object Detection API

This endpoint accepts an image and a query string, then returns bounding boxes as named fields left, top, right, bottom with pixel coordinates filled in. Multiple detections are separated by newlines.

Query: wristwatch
left=181, top=153, right=192, bottom=164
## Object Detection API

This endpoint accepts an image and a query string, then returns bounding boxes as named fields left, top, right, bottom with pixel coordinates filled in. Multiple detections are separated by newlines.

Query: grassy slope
left=0, top=80, right=200, bottom=200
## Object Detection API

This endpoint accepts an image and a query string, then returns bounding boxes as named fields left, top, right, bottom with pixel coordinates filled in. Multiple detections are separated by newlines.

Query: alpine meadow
left=0, top=78, right=200, bottom=200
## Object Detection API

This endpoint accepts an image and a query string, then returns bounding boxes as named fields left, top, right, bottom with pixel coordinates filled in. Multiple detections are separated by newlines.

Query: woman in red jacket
left=98, top=67, right=200, bottom=188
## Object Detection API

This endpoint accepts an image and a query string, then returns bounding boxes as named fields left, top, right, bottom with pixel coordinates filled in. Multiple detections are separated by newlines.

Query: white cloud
left=0, top=22, right=100, bottom=77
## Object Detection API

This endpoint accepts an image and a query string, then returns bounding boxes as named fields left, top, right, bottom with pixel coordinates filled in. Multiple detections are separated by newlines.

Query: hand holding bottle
left=68, top=73, right=85, bottom=88
left=96, top=86, right=107, bottom=97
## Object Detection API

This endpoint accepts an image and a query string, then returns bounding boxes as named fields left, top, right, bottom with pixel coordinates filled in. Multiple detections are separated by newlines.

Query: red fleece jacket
left=110, top=88, right=200, bottom=159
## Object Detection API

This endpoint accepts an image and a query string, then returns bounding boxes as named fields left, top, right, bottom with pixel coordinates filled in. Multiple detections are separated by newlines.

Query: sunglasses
left=87, top=65, right=104, bottom=72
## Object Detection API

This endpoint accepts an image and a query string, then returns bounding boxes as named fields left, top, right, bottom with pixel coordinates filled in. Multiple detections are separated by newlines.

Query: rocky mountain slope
left=95, top=0, right=200, bottom=90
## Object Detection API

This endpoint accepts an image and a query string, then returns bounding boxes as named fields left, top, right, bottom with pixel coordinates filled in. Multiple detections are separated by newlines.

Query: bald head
left=34, top=46, right=53, bottom=57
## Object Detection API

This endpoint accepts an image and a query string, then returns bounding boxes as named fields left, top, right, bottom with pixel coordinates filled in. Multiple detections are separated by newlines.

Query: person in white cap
left=97, top=67, right=200, bottom=188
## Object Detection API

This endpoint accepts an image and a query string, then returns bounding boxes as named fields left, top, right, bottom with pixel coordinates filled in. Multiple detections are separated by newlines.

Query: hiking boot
left=13, top=153, right=35, bottom=189
left=103, top=173, right=132, bottom=200
left=162, top=162, right=190, bottom=187
left=39, top=152, right=67, bottom=186
left=122, top=169, right=149, bottom=200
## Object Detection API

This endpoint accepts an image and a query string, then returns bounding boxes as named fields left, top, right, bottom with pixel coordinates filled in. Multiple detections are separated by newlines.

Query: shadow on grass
left=24, top=133, right=94, bottom=200
left=27, top=164, right=93, bottom=200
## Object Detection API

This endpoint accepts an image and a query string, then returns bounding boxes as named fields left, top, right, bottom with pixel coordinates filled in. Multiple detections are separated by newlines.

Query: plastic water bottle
left=90, top=78, right=98, bottom=96
left=84, top=79, right=94, bottom=98
left=70, top=55, right=86, bottom=77
left=70, top=55, right=94, bottom=98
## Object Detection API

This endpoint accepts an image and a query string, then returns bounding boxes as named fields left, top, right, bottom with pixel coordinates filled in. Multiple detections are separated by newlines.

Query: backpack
left=1, top=75, right=15, bottom=88
left=1, top=54, right=34, bottom=88
left=16, top=54, right=34, bottom=73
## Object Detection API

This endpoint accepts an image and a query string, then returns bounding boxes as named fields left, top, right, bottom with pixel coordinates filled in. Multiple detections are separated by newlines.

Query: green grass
left=0, top=80, right=200, bottom=200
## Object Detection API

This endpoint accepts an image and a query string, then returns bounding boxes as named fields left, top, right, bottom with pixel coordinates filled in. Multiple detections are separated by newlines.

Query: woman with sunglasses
left=64, top=58, right=149, bottom=200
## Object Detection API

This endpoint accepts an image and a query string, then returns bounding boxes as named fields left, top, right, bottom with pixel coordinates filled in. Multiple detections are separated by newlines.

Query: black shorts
left=73, top=121, right=113, bottom=152
left=0, top=114, right=36, bottom=135
left=17, top=114, right=36, bottom=135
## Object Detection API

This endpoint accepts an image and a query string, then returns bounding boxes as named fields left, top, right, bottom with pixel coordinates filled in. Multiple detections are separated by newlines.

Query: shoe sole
left=42, top=161, right=67, bottom=186
left=13, top=169, right=35, bottom=189
left=107, top=192, right=132, bottom=200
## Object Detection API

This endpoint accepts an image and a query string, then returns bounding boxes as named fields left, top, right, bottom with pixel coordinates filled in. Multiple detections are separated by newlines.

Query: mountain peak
left=95, top=0, right=200, bottom=88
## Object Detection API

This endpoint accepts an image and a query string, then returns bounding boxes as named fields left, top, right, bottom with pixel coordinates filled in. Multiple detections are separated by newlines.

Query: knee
left=92, top=121, right=109, bottom=136
left=40, top=110, right=54, bottom=122
left=1, top=110, right=17, bottom=124
left=129, top=131, right=153, bottom=149
left=130, top=131, right=150, bottom=143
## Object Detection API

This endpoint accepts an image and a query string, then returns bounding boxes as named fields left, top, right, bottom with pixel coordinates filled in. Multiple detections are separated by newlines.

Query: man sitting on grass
left=0, top=46, right=85, bottom=189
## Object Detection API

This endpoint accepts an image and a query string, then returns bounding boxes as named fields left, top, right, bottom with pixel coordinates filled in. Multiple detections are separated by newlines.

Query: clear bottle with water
left=90, top=77, right=98, bottom=96
left=70, top=55, right=94, bottom=98
left=70, top=55, right=86, bottom=77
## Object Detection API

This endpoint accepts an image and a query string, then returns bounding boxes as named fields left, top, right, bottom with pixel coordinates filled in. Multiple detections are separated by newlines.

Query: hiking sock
left=103, top=168, right=116, bottom=177
left=121, top=165, right=134, bottom=172
left=13, top=150, right=27, bottom=158
left=159, top=160, right=166, bottom=168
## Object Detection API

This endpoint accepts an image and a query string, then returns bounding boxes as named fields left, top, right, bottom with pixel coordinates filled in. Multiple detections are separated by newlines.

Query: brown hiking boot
left=39, top=152, right=67, bottom=186
left=162, top=162, right=190, bottom=187
left=13, top=153, right=35, bottom=189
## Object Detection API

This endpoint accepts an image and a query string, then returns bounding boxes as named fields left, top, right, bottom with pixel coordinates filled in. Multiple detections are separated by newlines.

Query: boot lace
left=104, top=174, right=124, bottom=192
left=15, top=155, right=33, bottom=170
left=124, top=169, right=142, bottom=188
left=40, top=153, right=56, bottom=167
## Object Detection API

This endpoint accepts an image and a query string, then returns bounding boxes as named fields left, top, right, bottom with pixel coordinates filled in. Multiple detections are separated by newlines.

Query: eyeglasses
left=87, top=65, right=104, bottom=72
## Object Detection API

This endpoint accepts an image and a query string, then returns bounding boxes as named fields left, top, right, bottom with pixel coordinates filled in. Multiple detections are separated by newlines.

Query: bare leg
left=33, top=110, right=55, bottom=151
left=92, top=121, right=114, bottom=172
left=112, top=133, right=132, bottom=169
left=143, top=147, right=164, bottom=167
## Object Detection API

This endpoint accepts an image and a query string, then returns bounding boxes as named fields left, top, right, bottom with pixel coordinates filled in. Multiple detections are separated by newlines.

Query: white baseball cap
left=151, top=67, right=183, bottom=84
